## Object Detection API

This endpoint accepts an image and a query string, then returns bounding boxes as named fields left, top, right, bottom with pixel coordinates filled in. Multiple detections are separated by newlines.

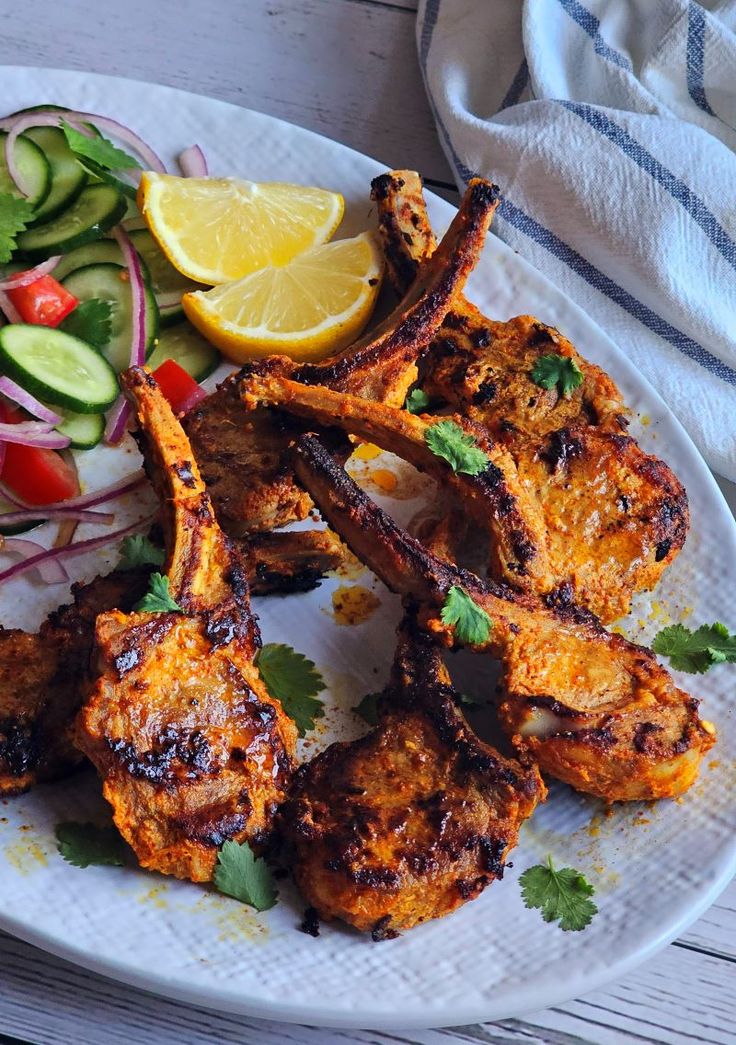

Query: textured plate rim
left=0, top=65, right=733, bottom=1031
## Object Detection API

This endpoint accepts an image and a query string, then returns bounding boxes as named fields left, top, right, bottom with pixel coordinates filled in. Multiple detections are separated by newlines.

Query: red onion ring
left=0, top=507, right=114, bottom=527
left=0, top=470, right=145, bottom=511
left=0, top=290, right=23, bottom=324
left=178, top=385, right=209, bottom=414
left=0, top=422, right=70, bottom=449
left=0, top=513, right=156, bottom=586
left=0, top=377, right=62, bottom=425
left=1, top=110, right=166, bottom=196
left=104, top=226, right=149, bottom=444
left=103, top=397, right=131, bottom=445
left=0, top=257, right=61, bottom=291
left=1, top=538, right=69, bottom=584
left=178, top=145, right=208, bottom=177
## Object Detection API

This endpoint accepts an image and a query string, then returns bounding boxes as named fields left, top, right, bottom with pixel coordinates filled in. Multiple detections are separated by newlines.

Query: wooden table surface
left=0, top=2, right=734, bottom=1043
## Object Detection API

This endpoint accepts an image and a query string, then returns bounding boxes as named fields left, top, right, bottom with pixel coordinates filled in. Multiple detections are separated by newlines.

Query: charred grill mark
left=478, top=836, right=507, bottom=876
left=371, top=916, right=400, bottom=941
left=542, top=428, right=584, bottom=472
left=300, top=907, right=320, bottom=937
left=175, top=808, right=250, bottom=847
left=106, top=727, right=218, bottom=787
left=634, top=722, right=664, bottom=754
left=173, top=460, right=197, bottom=488
left=655, top=539, right=672, bottom=562
left=0, top=719, right=40, bottom=776
left=470, top=326, right=494, bottom=349
left=112, top=616, right=177, bottom=678
left=473, top=380, right=497, bottom=404
left=530, top=323, right=558, bottom=347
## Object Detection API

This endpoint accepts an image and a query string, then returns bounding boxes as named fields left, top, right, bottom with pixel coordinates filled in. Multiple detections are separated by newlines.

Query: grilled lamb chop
left=76, top=368, right=297, bottom=881
left=372, top=171, right=689, bottom=623
left=290, top=435, right=715, bottom=803
left=281, top=618, right=544, bottom=936
left=182, top=177, right=500, bottom=536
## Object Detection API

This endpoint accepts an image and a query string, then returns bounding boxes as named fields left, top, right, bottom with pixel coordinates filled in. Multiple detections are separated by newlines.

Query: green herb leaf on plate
left=425, top=419, right=489, bottom=476
left=652, top=621, right=736, bottom=674
left=255, top=643, right=325, bottom=736
left=55, top=821, right=127, bottom=869
left=213, top=839, right=278, bottom=911
left=440, top=585, right=492, bottom=646
left=59, top=298, right=113, bottom=349
left=61, top=120, right=141, bottom=172
left=519, top=855, right=598, bottom=931
left=132, top=572, right=183, bottom=614
left=530, top=354, right=584, bottom=397
left=354, top=690, right=382, bottom=726
left=405, top=388, right=430, bottom=414
left=118, top=534, right=165, bottom=571
left=0, top=194, right=34, bottom=264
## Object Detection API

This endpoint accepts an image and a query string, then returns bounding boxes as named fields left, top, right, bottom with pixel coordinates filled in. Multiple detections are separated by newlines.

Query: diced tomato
left=152, top=359, right=207, bottom=415
left=6, top=273, right=79, bottom=327
left=0, top=403, right=78, bottom=505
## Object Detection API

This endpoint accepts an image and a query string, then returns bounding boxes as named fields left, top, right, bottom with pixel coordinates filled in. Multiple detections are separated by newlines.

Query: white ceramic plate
left=0, top=67, right=734, bottom=1032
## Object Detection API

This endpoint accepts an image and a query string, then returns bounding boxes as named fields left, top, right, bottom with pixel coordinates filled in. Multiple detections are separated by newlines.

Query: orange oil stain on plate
left=351, top=441, right=382, bottom=461
left=331, top=584, right=381, bottom=626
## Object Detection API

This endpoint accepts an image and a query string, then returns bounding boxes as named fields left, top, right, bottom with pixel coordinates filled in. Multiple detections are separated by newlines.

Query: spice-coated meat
left=281, top=619, right=544, bottom=936
left=76, top=368, right=297, bottom=882
left=372, top=171, right=689, bottom=623
left=182, top=177, right=500, bottom=535
left=291, top=435, right=715, bottom=803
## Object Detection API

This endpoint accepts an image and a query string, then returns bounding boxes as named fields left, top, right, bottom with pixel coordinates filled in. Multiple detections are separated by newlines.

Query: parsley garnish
left=425, top=420, right=489, bottom=476
left=213, top=840, right=278, bottom=911
left=405, top=388, right=430, bottom=414
left=440, top=585, right=492, bottom=646
left=118, top=534, right=165, bottom=571
left=354, top=690, right=381, bottom=725
left=55, top=821, right=127, bottom=869
left=0, top=194, right=34, bottom=264
left=132, top=573, right=183, bottom=614
left=652, top=621, right=736, bottom=674
left=531, top=354, right=584, bottom=397
left=519, top=855, right=597, bottom=931
left=59, top=298, right=113, bottom=349
left=61, top=120, right=140, bottom=171
left=255, top=643, right=325, bottom=736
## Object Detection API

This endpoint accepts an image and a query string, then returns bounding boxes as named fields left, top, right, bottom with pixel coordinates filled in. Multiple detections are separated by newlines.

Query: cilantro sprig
left=61, top=120, right=140, bottom=172
left=0, top=194, right=34, bottom=264
left=118, top=534, right=165, bottom=571
left=354, top=690, right=381, bottom=726
left=652, top=621, right=736, bottom=674
left=132, top=573, right=183, bottom=614
left=255, top=643, right=326, bottom=736
left=405, top=388, right=431, bottom=414
left=440, top=585, right=492, bottom=646
left=213, top=840, right=278, bottom=911
left=59, top=298, right=113, bottom=349
left=425, top=420, right=489, bottom=476
left=55, top=822, right=128, bottom=869
left=520, top=855, right=597, bottom=931
left=531, top=354, right=584, bottom=397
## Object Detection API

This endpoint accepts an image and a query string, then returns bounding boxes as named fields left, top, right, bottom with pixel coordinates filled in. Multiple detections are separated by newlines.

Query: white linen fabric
left=417, top=0, right=736, bottom=480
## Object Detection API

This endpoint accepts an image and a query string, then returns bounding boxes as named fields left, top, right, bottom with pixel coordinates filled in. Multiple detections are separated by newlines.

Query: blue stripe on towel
left=686, top=3, right=716, bottom=116
left=560, top=100, right=736, bottom=270
left=557, top=0, right=632, bottom=70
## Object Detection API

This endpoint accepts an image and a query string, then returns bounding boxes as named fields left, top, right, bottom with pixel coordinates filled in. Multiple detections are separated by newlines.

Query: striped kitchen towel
left=417, top=0, right=736, bottom=480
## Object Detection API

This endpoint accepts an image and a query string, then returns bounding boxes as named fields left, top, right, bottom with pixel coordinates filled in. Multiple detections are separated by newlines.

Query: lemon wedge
left=138, top=173, right=344, bottom=285
left=182, top=232, right=384, bottom=362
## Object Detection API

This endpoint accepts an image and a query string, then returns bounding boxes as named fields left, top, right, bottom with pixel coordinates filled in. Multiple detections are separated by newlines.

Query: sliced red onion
left=1, top=538, right=69, bottom=584
left=0, top=377, right=62, bottom=424
left=0, top=423, right=69, bottom=449
left=0, top=470, right=145, bottom=510
left=104, top=226, right=148, bottom=445
left=0, top=513, right=156, bottom=586
left=0, top=257, right=61, bottom=291
left=0, top=290, right=23, bottom=324
left=178, top=384, right=208, bottom=414
left=0, top=441, right=6, bottom=476
left=1, top=109, right=166, bottom=195
left=103, top=397, right=131, bottom=445
left=0, top=507, right=114, bottom=526
left=178, top=145, right=208, bottom=177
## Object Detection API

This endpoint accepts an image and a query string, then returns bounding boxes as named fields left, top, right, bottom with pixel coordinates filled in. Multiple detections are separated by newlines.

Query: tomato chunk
left=0, top=403, right=77, bottom=505
left=152, top=359, right=206, bottom=415
left=6, top=273, right=79, bottom=327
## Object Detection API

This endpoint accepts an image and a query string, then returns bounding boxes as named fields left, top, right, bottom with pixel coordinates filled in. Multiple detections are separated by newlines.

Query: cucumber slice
left=15, top=184, right=127, bottom=260
left=24, top=126, right=88, bottom=226
left=56, top=409, right=104, bottom=449
left=0, top=131, right=51, bottom=209
left=61, top=262, right=159, bottom=372
left=53, top=240, right=151, bottom=282
left=77, top=156, right=137, bottom=200
left=147, top=322, right=219, bottom=381
left=0, top=325, right=119, bottom=413
left=128, top=228, right=201, bottom=326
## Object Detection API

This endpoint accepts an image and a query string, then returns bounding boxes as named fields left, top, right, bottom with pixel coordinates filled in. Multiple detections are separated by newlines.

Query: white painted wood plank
left=0, top=0, right=453, bottom=185
left=0, top=929, right=733, bottom=1045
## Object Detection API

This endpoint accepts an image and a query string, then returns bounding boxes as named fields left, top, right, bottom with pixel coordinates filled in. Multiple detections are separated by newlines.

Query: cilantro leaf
left=531, top=354, right=584, bottom=397
left=652, top=621, right=736, bottom=674
left=354, top=690, right=381, bottom=725
left=405, top=388, right=431, bottom=414
left=425, top=420, right=489, bottom=476
left=55, top=821, right=127, bottom=868
left=440, top=585, right=492, bottom=646
left=118, top=534, right=165, bottom=571
left=61, top=120, right=140, bottom=171
left=213, top=839, right=278, bottom=911
left=255, top=643, right=325, bottom=736
left=59, top=299, right=113, bottom=349
left=132, top=573, right=183, bottom=614
left=0, top=194, right=34, bottom=264
left=520, top=855, right=597, bottom=931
